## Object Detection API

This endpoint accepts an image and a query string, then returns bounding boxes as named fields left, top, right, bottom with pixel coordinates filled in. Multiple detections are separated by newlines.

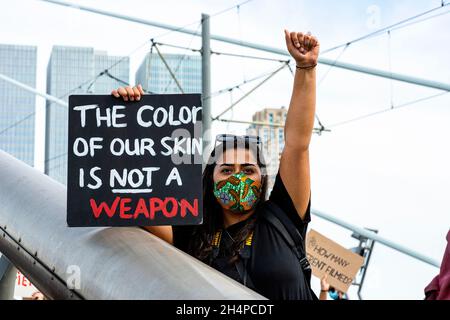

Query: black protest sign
left=67, top=94, right=203, bottom=227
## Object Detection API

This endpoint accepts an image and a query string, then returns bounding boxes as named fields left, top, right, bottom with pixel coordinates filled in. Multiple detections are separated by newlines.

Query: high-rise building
left=0, top=44, right=37, bottom=166
left=246, top=107, right=287, bottom=190
left=136, top=53, right=201, bottom=94
left=93, top=51, right=130, bottom=94
left=45, top=46, right=129, bottom=184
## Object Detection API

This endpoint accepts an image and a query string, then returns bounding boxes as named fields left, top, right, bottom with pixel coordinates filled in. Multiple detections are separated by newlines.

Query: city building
left=0, top=44, right=37, bottom=167
left=246, top=107, right=287, bottom=190
left=136, top=52, right=201, bottom=94
left=45, top=46, right=129, bottom=184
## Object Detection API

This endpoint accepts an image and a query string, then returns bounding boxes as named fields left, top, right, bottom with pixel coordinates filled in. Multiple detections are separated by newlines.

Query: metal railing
left=311, top=209, right=441, bottom=268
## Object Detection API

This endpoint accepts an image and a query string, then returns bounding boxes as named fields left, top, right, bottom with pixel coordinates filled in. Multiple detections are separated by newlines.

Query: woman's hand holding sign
left=111, top=84, right=145, bottom=102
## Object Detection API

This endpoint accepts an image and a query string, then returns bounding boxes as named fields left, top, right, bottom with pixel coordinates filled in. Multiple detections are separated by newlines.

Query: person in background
left=31, top=291, right=45, bottom=300
left=319, top=275, right=347, bottom=300
left=424, top=230, right=450, bottom=300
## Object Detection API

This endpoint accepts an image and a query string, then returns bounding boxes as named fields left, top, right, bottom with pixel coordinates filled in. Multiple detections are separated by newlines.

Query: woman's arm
left=111, top=84, right=174, bottom=245
left=141, top=226, right=174, bottom=245
left=279, top=30, right=319, bottom=220
left=319, top=275, right=330, bottom=300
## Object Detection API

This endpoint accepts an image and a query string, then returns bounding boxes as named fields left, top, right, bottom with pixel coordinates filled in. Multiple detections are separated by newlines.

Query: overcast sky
left=1, top=0, right=449, bottom=299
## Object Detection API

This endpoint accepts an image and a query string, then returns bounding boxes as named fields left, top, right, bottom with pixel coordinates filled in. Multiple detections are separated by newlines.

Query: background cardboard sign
left=306, top=229, right=365, bottom=293
left=67, top=94, right=203, bottom=227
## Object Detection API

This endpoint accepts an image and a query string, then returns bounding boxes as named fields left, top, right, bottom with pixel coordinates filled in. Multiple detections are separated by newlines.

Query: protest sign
left=67, top=94, right=203, bottom=227
left=306, top=229, right=364, bottom=293
left=15, top=271, right=38, bottom=299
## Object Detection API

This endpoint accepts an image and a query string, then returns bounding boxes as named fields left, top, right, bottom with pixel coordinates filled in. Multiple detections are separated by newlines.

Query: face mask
left=213, top=172, right=262, bottom=214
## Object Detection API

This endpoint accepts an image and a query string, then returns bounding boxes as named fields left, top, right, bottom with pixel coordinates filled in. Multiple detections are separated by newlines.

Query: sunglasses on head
left=215, top=134, right=261, bottom=145
left=213, top=134, right=265, bottom=168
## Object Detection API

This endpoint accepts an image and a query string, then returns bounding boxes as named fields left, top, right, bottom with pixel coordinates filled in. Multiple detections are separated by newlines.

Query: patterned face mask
left=213, top=172, right=262, bottom=213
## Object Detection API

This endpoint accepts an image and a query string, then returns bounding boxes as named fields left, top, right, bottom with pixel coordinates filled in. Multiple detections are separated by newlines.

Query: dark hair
left=187, top=139, right=268, bottom=265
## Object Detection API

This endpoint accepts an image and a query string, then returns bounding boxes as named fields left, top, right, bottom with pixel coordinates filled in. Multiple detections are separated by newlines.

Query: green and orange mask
left=213, top=172, right=262, bottom=213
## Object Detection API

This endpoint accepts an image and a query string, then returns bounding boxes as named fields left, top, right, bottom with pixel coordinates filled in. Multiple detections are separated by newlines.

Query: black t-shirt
left=174, top=172, right=313, bottom=300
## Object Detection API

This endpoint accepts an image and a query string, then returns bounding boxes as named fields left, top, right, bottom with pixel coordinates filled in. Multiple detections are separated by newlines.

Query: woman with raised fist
left=112, top=29, right=320, bottom=300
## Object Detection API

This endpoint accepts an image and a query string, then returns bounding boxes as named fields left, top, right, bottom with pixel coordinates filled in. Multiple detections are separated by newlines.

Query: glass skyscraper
left=136, top=53, right=201, bottom=94
left=0, top=44, right=37, bottom=166
left=94, top=51, right=130, bottom=94
left=45, top=46, right=129, bottom=184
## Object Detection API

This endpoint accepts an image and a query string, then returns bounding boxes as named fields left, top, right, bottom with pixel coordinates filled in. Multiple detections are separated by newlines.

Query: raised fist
left=284, top=29, right=320, bottom=68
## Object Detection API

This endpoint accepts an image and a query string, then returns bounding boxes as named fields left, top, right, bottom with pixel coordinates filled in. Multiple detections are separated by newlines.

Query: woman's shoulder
left=254, top=199, right=309, bottom=250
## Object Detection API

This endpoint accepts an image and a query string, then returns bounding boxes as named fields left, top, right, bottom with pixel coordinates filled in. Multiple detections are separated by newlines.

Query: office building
left=136, top=52, right=201, bottom=94
left=0, top=44, right=37, bottom=166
